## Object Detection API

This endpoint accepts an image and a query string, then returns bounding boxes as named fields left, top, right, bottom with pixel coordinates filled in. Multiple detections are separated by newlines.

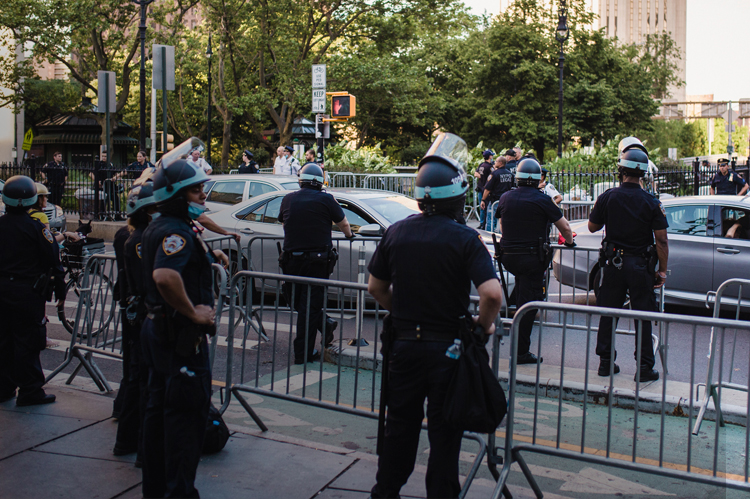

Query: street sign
left=97, top=71, right=116, bottom=113
left=312, top=88, right=326, bottom=113
left=152, top=44, right=175, bottom=90
left=21, top=128, right=33, bottom=151
left=312, top=64, right=326, bottom=89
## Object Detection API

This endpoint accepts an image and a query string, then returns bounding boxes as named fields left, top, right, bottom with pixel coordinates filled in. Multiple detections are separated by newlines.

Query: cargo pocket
left=165, top=367, right=210, bottom=411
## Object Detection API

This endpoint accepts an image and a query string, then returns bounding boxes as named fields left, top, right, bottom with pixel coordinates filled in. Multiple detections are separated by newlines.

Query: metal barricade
left=485, top=200, right=500, bottom=233
left=490, top=301, right=750, bottom=498
left=220, top=269, right=489, bottom=498
left=329, top=172, right=364, bottom=188
left=204, top=234, right=243, bottom=276
left=361, top=173, right=417, bottom=197
left=693, top=278, right=750, bottom=435
left=559, top=200, right=595, bottom=222
left=45, top=254, right=121, bottom=391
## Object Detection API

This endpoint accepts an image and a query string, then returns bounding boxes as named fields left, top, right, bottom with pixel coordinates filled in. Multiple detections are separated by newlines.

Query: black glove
left=345, top=233, right=357, bottom=240
left=564, top=240, right=576, bottom=248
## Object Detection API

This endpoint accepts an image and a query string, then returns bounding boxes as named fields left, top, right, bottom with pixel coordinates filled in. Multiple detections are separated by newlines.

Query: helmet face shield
left=157, top=137, right=206, bottom=170
left=420, top=133, right=469, bottom=176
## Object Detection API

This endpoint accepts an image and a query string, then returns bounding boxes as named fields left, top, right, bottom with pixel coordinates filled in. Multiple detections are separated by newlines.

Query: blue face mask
left=150, top=212, right=160, bottom=220
left=187, top=202, right=206, bottom=220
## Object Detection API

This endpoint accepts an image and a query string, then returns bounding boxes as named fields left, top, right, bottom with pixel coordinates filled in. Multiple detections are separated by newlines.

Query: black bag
left=443, top=322, right=507, bottom=434
left=202, top=403, right=230, bottom=454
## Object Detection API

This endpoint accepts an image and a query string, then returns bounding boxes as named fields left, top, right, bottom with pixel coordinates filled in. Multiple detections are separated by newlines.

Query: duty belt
left=395, top=328, right=457, bottom=342
left=0, top=273, right=36, bottom=283
left=290, top=249, right=328, bottom=258
left=501, top=247, right=538, bottom=255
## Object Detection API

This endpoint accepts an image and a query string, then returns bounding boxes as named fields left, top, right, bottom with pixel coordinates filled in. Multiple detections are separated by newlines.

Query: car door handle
left=239, top=228, right=254, bottom=235
left=717, top=247, right=740, bottom=254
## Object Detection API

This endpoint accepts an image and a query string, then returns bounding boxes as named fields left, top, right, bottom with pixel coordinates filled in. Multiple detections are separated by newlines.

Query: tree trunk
left=221, top=112, right=232, bottom=166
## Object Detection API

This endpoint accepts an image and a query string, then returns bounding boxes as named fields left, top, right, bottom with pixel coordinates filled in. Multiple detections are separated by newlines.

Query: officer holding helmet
left=0, top=176, right=59, bottom=406
left=368, top=133, right=503, bottom=498
left=112, top=182, right=157, bottom=462
left=140, top=139, right=228, bottom=498
left=589, top=138, right=669, bottom=382
left=278, top=163, right=354, bottom=365
left=497, top=157, right=574, bottom=364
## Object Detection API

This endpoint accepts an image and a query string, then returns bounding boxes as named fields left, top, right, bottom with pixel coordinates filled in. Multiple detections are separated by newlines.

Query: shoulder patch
left=729, top=174, right=734, bottom=182
left=136, top=243, right=142, bottom=259
left=659, top=202, right=666, bottom=217
left=43, top=228, right=54, bottom=244
left=162, top=234, right=186, bottom=255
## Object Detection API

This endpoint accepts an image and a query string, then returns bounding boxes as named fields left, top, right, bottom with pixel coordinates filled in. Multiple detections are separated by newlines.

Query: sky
left=462, top=0, right=750, bottom=102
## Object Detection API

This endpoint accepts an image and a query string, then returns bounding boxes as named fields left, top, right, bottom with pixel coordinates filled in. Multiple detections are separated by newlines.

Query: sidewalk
left=0, top=377, right=509, bottom=499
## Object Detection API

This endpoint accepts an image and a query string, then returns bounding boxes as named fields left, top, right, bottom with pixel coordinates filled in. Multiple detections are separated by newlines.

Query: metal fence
left=491, top=301, right=750, bottom=498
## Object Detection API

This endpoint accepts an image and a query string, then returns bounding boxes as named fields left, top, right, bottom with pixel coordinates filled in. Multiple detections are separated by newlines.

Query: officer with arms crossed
left=711, top=158, right=748, bottom=196
left=279, top=163, right=354, bottom=364
left=588, top=141, right=668, bottom=382
left=368, top=133, right=503, bottom=499
left=497, top=158, right=574, bottom=364
left=140, top=153, right=227, bottom=498
left=0, top=176, right=59, bottom=406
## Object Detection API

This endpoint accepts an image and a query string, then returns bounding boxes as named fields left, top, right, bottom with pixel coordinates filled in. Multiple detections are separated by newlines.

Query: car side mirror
left=358, top=224, right=383, bottom=237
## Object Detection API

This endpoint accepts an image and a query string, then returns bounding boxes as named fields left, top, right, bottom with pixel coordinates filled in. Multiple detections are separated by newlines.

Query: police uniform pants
left=283, top=256, right=330, bottom=361
left=0, top=279, right=47, bottom=401
left=141, top=317, right=211, bottom=499
left=477, top=193, right=486, bottom=229
left=49, top=183, right=64, bottom=207
left=596, top=256, right=656, bottom=369
left=115, top=316, right=147, bottom=458
left=502, top=254, right=547, bottom=356
left=371, top=339, right=463, bottom=499
left=103, top=180, right=121, bottom=215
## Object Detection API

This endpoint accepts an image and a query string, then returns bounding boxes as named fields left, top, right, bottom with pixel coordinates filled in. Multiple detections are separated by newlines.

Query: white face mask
left=150, top=212, right=161, bottom=220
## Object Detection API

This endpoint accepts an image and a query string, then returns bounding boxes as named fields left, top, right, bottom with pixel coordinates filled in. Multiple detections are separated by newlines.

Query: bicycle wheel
left=57, top=272, right=116, bottom=338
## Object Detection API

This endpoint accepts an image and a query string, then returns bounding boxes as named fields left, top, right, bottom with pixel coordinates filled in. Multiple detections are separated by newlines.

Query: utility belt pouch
left=172, top=312, right=205, bottom=357
left=278, top=248, right=290, bottom=272
left=600, top=242, right=623, bottom=270
left=32, top=270, right=52, bottom=298
left=647, top=245, right=658, bottom=273
left=125, top=296, right=140, bottom=325
left=538, top=237, right=551, bottom=264
left=327, top=247, right=339, bottom=275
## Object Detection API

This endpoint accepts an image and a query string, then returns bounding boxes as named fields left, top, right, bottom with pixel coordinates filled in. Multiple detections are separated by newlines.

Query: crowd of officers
left=0, top=129, right=706, bottom=499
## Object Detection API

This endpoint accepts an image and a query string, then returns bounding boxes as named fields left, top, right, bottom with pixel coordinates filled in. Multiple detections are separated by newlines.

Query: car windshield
left=362, top=196, right=420, bottom=224
left=282, top=182, right=300, bottom=190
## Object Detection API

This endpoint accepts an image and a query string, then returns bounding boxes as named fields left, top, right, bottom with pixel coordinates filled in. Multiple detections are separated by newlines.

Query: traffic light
left=331, top=94, right=356, bottom=118
left=156, top=132, right=175, bottom=153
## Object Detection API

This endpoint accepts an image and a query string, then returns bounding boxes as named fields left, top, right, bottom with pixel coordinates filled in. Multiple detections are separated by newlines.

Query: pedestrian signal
left=331, top=95, right=356, bottom=119
left=156, top=132, right=175, bottom=153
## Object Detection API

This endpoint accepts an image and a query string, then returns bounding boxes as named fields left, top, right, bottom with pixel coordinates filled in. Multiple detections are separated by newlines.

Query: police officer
left=482, top=156, right=514, bottom=232
left=41, top=151, right=67, bottom=206
left=504, top=147, right=518, bottom=177
left=368, top=133, right=503, bottom=499
left=473, top=149, right=494, bottom=230
left=238, top=150, right=259, bottom=174
left=497, top=158, right=574, bottom=364
left=0, top=176, right=59, bottom=406
left=113, top=183, right=157, bottom=462
left=711, top=158, right=748, bottom=195
left=140, top=156, right=227, bottom=498
left=278, top=163, right=354, bottom=364
left=589, top=144, right=668, bottom=382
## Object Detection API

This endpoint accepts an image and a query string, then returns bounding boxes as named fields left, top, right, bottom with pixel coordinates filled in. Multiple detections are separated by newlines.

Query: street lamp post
left=132, top=0, right=154, bottom=153
left=206, top=35, right=213, bottom=164
left=555, top=0, right=569, bottom=158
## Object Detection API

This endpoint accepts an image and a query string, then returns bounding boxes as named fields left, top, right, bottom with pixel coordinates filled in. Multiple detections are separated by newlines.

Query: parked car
left=203, top=174, right=300, bottom=213
left=0, top=179, right=66, bottom=232
left=552, top=194, right=750, bottom=307
left=202, top=188, right=512, bottom=298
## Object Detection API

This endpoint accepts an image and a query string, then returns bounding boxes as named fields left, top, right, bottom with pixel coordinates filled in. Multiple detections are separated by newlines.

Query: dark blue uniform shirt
left=113, top=226, right=130, bottom=303
left=505, top=159, right=518, bottom=183
left=124, top=226, right=147, bottom=298
left=279, top=189, right=344, bottom=251
left=484, top=166, right=514, bottom=202
left=497, top=187, right=562, bottom=249
left=475, top=161, right=493, bottom=192
left=0, top=212, right=57, bottom=278
left=141, top=215, right=214, bottom=309
left=368, top=214, right=498, bottom=333
left=589, top=182, right=669, bottom=252
left=711, top=170, right=746, bottom=195
left=42, top=161, right=68, bottom=185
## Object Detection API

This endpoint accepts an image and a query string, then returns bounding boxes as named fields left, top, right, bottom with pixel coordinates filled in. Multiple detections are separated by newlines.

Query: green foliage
left=324, top=142, right=395, bottom=174
left=629, top=32, right=685, bottom=100
left=638, top=120, right=707, bottom=160
left=22, top=79, right=82, bottom=125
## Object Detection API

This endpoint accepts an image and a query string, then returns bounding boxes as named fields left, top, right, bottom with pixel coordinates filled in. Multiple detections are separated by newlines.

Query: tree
left=629, top=32, right=684, bottom=100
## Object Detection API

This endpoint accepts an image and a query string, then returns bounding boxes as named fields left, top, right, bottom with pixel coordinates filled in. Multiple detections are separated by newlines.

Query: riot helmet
left=126, top=181, right=156, bottom=216
left=515, top=158, right=543, bottom=187
left=618, top=136, right=648, bottom=157
left=299, top=163, right=325, bottom=190
left=2, top=175, right=38, bottom=209
left=617, top=147, right=649, bottom=178
left=152, top=157, right=209, bottom=214
left=415, top=133, right=469, bottom=221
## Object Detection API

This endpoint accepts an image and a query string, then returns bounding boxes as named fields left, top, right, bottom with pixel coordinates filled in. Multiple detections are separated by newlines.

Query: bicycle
left=56, top=237, right=115, bottom=337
